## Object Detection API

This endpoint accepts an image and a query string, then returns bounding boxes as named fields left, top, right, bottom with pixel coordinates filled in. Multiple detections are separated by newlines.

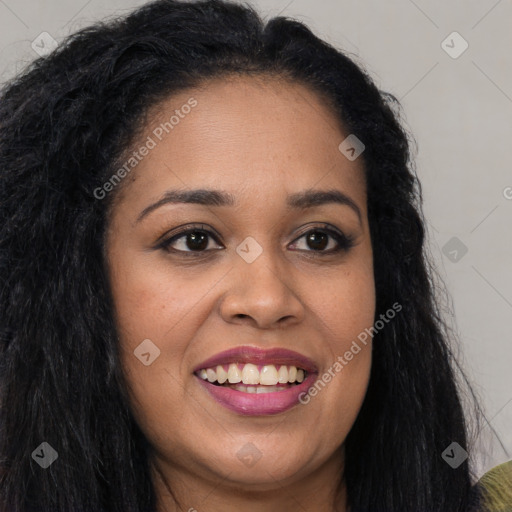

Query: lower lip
left=196, top=372, right=318, bottom=416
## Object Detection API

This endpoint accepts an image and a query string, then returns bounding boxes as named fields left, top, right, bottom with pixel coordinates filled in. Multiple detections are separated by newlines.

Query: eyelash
left=157, top=223, right=355, bottom=257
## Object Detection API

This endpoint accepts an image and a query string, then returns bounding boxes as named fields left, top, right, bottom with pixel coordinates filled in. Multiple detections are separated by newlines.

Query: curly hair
left=0, top=0, right=486, bottom=510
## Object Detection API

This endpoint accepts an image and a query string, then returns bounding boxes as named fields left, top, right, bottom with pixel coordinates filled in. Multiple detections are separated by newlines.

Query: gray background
left=1, top=0, right=510, bottom=478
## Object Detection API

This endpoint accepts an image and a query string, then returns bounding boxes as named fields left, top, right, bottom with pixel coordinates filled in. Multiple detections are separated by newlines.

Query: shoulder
left=471, top=460, right=512, bottom=512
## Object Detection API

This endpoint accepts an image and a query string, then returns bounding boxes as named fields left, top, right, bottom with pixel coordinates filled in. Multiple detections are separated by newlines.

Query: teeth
left=278, top=365, right=289, bottom=383
left=260, top=365, right=279, bottom=385
left=231, top=384, right=288, bottom=393
left=198, top=363, right=306, bottom=385
left=227, top=363, right=242, bottom=383
left=216, top=365, right=228, bottom=384
left=255, top=385, right=285, bottom=394
left=241, top=363, right=260, bottom=385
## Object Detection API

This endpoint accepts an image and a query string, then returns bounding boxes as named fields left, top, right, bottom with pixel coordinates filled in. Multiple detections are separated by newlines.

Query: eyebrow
left=135, top=188, right=362, bottom=224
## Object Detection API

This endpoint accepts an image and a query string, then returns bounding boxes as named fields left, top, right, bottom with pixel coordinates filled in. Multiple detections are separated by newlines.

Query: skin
left=105, top=75, right=376, bottom=512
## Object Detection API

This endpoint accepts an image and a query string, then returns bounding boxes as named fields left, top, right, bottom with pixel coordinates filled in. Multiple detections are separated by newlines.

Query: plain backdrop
left=1, top=0, right=510, bottom=478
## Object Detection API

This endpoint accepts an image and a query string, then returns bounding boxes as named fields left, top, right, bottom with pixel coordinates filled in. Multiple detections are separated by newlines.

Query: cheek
left=110, top=260, right=223, bottom=417
left=309, top=263, right=376, bottom=348
left=112, top=268, right=197, bottom=443
left=109, top=257, right=212, bottom=347
left=305, top=264, right=375, bottom=418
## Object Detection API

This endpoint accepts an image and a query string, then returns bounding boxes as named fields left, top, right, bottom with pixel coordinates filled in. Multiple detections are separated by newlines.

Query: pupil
left=187, top=232, right=208, bottom=251
left=308, top=232, right=327, bottom=250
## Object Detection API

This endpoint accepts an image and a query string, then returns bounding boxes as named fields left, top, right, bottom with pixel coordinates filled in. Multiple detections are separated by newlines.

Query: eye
left=290, top=225, right=355, bottom=254
left=158, top=223, right=355, bottom=257
left=158, top=225, right=222, bottom=255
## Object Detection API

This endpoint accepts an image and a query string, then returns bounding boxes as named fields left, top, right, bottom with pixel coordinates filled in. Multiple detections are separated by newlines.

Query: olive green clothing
left=471, top=460, right=512, bottom=511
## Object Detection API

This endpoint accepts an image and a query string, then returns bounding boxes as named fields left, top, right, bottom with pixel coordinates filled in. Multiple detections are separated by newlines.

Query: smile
left=194, top=346, right=318, bottom=415
left=197, top=363, right=306, bottom=389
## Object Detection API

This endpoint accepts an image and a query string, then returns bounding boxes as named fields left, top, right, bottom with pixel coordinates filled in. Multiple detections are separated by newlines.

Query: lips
left=193, top=346, right=319, bottom=416
left=193, top=346, right=319, bottom=374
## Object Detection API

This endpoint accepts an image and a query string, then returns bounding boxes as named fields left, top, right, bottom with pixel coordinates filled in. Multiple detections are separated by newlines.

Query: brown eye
left=305, top=231, right=330, bottom=251
left=159, top=227, right=223, bottom=254
left=158, top=224, right=354, bottom=257
left=290, top=226, right=355, bottom=254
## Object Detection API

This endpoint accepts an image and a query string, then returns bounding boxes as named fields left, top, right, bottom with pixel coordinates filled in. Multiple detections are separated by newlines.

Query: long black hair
left=0, top=1, right=486, bottom=510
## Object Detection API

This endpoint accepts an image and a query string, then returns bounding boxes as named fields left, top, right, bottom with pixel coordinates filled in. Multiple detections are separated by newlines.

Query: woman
left=0, top=1, right=509, bottom=511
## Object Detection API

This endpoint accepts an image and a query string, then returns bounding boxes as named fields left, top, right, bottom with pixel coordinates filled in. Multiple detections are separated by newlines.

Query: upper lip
left=193, top=346, right=319, bottom=374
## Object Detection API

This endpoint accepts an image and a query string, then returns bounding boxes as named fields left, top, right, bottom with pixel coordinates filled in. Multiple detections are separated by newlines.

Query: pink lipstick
left=194, top=346, right=318, bottom=416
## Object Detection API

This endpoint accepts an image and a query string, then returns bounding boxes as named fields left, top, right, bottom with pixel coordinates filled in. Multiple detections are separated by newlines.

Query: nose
left=219, top=247, right=305, bottom=330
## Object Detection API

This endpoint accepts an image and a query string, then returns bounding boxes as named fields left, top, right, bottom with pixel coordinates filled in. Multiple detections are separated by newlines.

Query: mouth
left=196, top=362, right=307, bottom=393
left=193, top=346, right=318, bottom=415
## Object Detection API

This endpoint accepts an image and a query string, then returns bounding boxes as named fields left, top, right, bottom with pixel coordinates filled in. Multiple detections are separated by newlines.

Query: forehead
left=111, top=75, right=366, bottom=216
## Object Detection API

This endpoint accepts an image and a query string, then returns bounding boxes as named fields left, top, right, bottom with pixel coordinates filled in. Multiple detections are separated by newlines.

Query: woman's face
left=105, top=76, right=375, bottom=500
